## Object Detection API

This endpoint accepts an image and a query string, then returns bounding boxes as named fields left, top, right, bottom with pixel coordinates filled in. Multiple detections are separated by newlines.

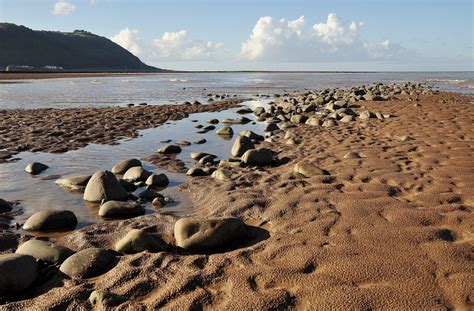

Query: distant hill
left=0, top=23, right=160, bottom=72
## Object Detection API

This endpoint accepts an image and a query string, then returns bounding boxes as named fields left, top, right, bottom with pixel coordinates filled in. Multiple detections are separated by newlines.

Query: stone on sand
left=89, top=290, right=127, bottom=308
left=186, top=167, right=207, bottom=176
left=231, top=135, right=255, bottom=157
left=211, top=168, right=232, bottom=181
left=240, top=130, right=264, bottom=141
left=174, top=217, right=244, bottom=250
left=123, top=166, right=152, bottom=182
left=55, top=175, right=92, bottom=191
left=0, top=254, right=38, bottom=295
left=241, top=148, right=274, bottom=166
left=98, top=201, right=145, bottom=218
left=111, top=159, right=142, bottom=174
left=59, top=248, right=115, bottom=279
left=343, top=151, right=361, bottom=159
left=294, top=161, right=327, bottom=177
left=23, top=210, right=78, bottom=231
left=157, top=145, right=182, bottom=154
left=83, top=171, right=129, bottom=203
left=145, top=173, right=169, bottom=187
left=115, top=229, right=164, bottom=254
left=16, top=239, right=74, bottom=264
left=0, top=198, right=12, bottom=213
left=25, top=162, right=49, bottom=174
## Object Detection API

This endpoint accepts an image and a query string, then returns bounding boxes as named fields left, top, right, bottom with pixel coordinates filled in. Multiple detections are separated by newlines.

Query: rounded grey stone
left=59, top=248, right=115, bottom=279
left=23, top=210, right=78, bottom=231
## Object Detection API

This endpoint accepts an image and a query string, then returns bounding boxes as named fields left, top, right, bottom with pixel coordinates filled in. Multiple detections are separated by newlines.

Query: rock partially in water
left=231, top=135, right=255, bottom=157
left=174, top=217, right=245, bottom=251
left=115, top=229, right=164, bottom=254
left=84, top=171, right=129, bottom=203
left=23, top=210, right=78, bottom=231
left=123, top=167, right=152, bottom=182
left=241, top=148, right=274, bottom=166
left=89, top=290, right=127, bottom=308
left=186, top=167, right=208, bottom=177
left=98, top=201, right=145, bottom=218
left=59, top=248, right=115, bottom=279
left=190, top=152, right=216, bottom=161
left=216, top=126, right=234, bottom=136
left=111, top=158, right=142, bottom=174
left=240, top=130, right=264, bottom=141
left=138, top=189, right=165, bottom=201
left=0, top=198, right=13, bottom=213
left=25, top=162, right=49, bottom=175
left=176, top=140, right=191, bottom=146
left=157, top=144, right=182, bottom=154
left=16, top=239, right=74, bottom=264
left=0, top=254, right=38, bottom=295
left=145, top=173, right=169, bottom=187
left=55, top=175, right=92, bottom=191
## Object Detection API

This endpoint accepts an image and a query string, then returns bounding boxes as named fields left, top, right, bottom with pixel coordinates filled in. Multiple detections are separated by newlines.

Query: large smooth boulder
left=59, top=248, right=115, bottom=279
left=55, top=175, right=91, bottom=191
left=294, top=161, right=327, bottom=177
left=0, top=198, right=12, bottom=213
left=145, top=174, right=169, bottom=187
left=115, top=229, right=164, bottom=254
left=83, top=171, right=129, bottom=203
left=23, top=210, right=78, bottom=231
left=0, top=254, right=38, bottom=295
left=98, top=201, right=144, bottom=218
left=174, top=217, right=244, bottom=251
left=16, top=239, right=74, bottom=264
left=25, top=162, right=49, bottom=175
left=231, top=136, right=255, bottom=157
left=123, top=167, right=152, bottom=182
left=111, top=159, right=142, bottom=174
left=157, top=145, right=182, bottom=154
left=241, top=148, right=274, bottom=166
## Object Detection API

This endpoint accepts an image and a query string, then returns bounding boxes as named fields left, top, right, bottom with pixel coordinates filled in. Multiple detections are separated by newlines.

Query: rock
left=0, top=198, right=12, bottom=213
left=211, top=169, right=232, bottom=181
left=174, top=217, right=244, bottom=250
left=190, top=152, right=216, bottom=161
left=204, top=125, right=216, bottom=131
left=115, top=229, right=163, bottom=254
left=0, top=254, right=38, bottom=295
left=294, top=161, right=327, bottom=177
left=186, top=167, right=207, bottom=176
left=254, top=107, right=265, bottom=115
left=89, top=290, right=127, bottom=308
left=194, top=138, right=206, bottom=144
left=145, top=174, right=169, bottom=187
left=59, top=248, right=115, bottom=279
left=98, top=201, right=144, bottom=218
left=322, top=119, right=337, bottom=127
left=55, top=175, right=91, bottom=191
left=157, top=145, right=182, bottom=154
left=340, top=115, right=355, bottom=123
left=265, top=123, right=279, bottom=132
left=241, top=148, right=274, bottom=166
left=216, top=126, right=234, bottom=136
left=359, top=110, right=373, bottom=120
left=123, top=167, right=152, bottom=182
left=240, top=130, right=264, bottom=141
left=23, top=210, right=78, bottom=231
left=399, top=135, right=413, bottom=142
left=343, top=151, right=361, bottom=159
left=16, top=239, right=74, bottom=264
left=199, top=155, right=215, bottom=165
left=231, top=136, right=255, bottom=157
left=290, top=115, right=308, bottom=124
left=235, top=107, right=253, bottom=114
left=119, top=179, right=137, bottom=192
left=84, top=171, right=129, bottom=203
left=305, top=116, right=321, bottom=126
left=207, top=119, right=219, bottom=124
left=111, top=159, right=142, bottom=174
left=176, top=140, right=191, bottom=146
left=25, top=162, right=48, bottom=174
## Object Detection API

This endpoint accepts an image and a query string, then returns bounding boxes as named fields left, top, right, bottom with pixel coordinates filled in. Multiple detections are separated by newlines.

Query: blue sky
left=1, top=0, right=472, bottom=71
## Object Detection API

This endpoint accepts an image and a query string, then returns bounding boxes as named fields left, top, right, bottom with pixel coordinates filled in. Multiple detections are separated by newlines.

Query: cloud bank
left=111, top=28, right=141, bottom=56
left=52, top=1, right=76, bottom=16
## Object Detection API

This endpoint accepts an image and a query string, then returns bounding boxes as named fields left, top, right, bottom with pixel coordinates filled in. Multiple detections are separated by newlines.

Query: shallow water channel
left=0, top=100, right=269, bottom=235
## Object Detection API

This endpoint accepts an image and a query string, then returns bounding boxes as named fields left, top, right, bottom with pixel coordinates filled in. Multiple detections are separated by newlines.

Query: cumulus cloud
left=52, top=1, right=75, bottom=16
left=151, top=30, right=226, bottom=61
left=240, top=13, right=404, bottom=62
left=111, top=28, right=141, bottom=56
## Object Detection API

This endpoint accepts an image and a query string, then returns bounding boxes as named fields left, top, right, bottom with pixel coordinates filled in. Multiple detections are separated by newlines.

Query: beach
left=0, top=80, right=473, bottom=310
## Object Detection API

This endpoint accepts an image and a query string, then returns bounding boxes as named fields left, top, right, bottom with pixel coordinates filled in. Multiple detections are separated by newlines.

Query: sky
left=0, top=0, right=472, bottom=71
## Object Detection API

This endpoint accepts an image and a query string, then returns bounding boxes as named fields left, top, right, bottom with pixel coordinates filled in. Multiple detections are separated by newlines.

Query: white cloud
left=111, top=28, right=141, bottom=56
left=151, top=30, right=226, bottom=61
left=52, top=1, right=76, bottom=16
left=312, top=13, right=362, bottom=45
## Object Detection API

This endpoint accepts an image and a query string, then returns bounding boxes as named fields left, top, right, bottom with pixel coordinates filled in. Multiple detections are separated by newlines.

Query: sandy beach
left=0, top=85, right=472, bottom=309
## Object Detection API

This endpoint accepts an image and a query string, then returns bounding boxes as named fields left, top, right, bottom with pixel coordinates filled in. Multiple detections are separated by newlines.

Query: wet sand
left=1, top=92, right=473, bottom=309
left=0, top=73, right=155, bottom=81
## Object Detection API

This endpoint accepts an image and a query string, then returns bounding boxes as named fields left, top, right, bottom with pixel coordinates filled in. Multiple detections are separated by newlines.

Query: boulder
left=98, top=201, right=144, bottom=218
left=25, top=162, right=48, bottom=175
left=145, top=174, right=169, bottom=187
left=157, top=145, right=182, bottom=154
left=55, top=175, right=91, bottom=191
left=216, top=126, right=234, bottom=136
left=199, top=155, right=215, bottom=165
left=231, top=136, right=255, bottom=157
left=115, top=229, right=163, bottom=254
left=186, top=168, right=207, bottom=176
left=0, top=198, right=12, bottom=213
left=23, top=210, right=78, bottom=231
left=0, top=254, right=38, bottom=295
left=241, top=148, right=274, bottom=166
left=211, top=169, right=232, bottom=181
left=174, top=217, right=245, bottom=250
left=16, top=239, right=74, bottom=264
left=83, top=171, right=129, bottom=203
left=305, top=116, right=321, bottom=126
left=294, top=161, right=327, bottom=177
left=264, top=123, right=279, bottom=132
left=138, top=189, right=164, bottom=201
left=240, top=130, right=264, bottom=141
left=111, top=159, right=142, bottom=174
left=59, top=248, right=115, bottom=279
left=340, top=115, right=355, bottom=123
left=89, top=290, right=127, bottom=308
left=290, top=114, right=308, bottom=124
left=123, top=167, right=152, bottom=182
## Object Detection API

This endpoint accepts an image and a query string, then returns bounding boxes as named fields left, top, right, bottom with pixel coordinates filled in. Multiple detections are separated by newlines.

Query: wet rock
left=89, top=290, right=127, bottom=308
left=207, top=119, right=219, bottom=124
left=194, top=138, right=206, bottom=144
left=119, top=179, right=137, bottom=192
left=204, top=125, right=216, bottom=131
left=59, top=248, right=115, bottom=279
left=190, top=152, right=216, bottom=161
left=254, top=107, right=265, bottom=116
left=111, top=159, right=142, bottom=174
left=265, top=123, right=279, bottom=132
left=294, top=161, right=327, bottom=177
left=216, top=126, right=234, bottom=136
left=186, top=167, right=207, bottom=176
left=240, top=130, right=264, bottom=141
left=138, top=189, right=164, bottom=201
left=157, top=145, right=182, bottom=154
left=231, top=135, right=255, bottom=157
left=235, top=107, right=253, bottom=114
left=84, top=171, right=129, bottom=203
left=16, top=239, right=74, bottom=264
left=123, top=167, right=152, bottom=182
left=115, top=229, right=164, bottom=254
left=23, top=210, right=78, bottom=231
left=98, top=201, right=144, bottom=218
left=0, top=254, right=38, bottom=295
left=146, top=174, right=169, bottom=187
left=199, top=155, right=215, bottom=165
left=25, top=162, right=49, bottom=175
left=241, top=148, right=274, bottom=166
left=211, top=168, right=232, bottom=181
left=0, top=198, right=13, bottom=213
left=55, top=175, right=92, bottom=191
left=176, top=140, right=191, bottom=146
left=174, top=217, right=245, bottom=250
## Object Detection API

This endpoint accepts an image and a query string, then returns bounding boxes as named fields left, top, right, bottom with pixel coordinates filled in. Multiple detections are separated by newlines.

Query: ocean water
left=0, top=72, right=472, bottom=109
